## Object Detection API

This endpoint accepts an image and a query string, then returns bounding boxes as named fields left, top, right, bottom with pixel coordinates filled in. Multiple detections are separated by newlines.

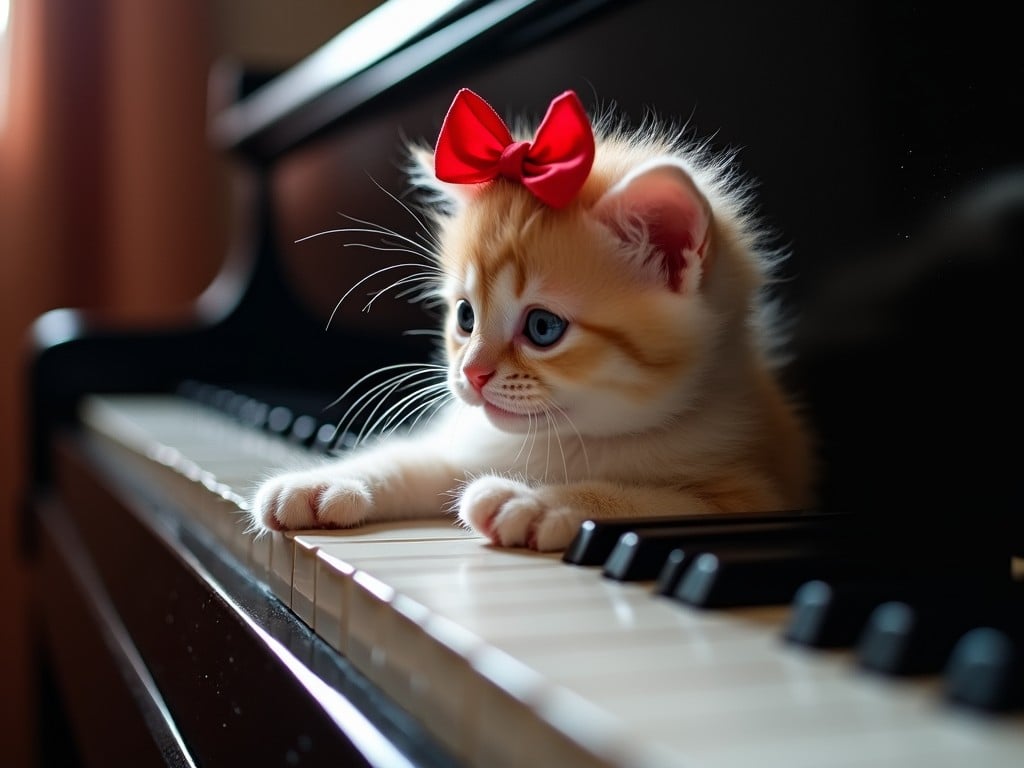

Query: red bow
left=434, top=88, right=595, bottom=209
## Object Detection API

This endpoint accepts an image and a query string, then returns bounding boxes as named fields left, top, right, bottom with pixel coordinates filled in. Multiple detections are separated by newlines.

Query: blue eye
left=524, top=309, right=567, bottom=347
left=455, top=300, right=474, bottom=333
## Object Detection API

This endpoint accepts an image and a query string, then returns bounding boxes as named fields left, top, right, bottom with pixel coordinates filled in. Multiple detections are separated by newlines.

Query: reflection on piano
left=24, top=1, right=1024, bottom=766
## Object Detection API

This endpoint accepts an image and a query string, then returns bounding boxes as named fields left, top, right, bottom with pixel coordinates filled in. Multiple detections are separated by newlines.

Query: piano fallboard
left=49, top=392, right=1024, bottom=768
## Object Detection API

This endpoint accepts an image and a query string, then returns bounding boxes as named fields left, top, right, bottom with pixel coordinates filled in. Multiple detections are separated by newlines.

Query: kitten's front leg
left=459, top=477, right=719, bottom=551
left=251, top=439, right=461, bottom=533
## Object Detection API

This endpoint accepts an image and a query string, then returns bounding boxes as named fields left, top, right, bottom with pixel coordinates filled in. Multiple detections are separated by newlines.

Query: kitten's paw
left=250, top=469, right=373, bottom=532
left=459, top=476, right=543, bottom=547
left=458, top=477, right=581, bottom=551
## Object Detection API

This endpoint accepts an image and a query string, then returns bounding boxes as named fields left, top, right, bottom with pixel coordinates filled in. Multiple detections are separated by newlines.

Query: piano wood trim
left=212, top=0, right=619, bottom=160
left=36, top=494, right=195, bottom=768
left=50, top=430, right=460, bottom=768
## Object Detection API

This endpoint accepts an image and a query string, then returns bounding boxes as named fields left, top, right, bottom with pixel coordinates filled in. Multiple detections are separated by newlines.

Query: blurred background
left=0, top=1, right=382, bottom=763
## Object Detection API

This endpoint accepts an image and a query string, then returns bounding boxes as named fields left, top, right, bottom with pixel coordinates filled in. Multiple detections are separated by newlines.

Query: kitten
left=249, top=88, right=816, bottom=552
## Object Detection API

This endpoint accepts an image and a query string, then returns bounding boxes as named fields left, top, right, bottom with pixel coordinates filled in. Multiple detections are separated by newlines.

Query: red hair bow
left=433, top=88, right=595, bottom=209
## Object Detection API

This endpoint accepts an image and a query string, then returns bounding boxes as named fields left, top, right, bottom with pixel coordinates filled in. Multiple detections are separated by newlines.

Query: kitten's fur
left=250, top=102, right=816, bottom=551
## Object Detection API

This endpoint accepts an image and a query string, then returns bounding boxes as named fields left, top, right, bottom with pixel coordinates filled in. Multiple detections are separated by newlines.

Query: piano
left=24, top=1, right=1024, bottom=766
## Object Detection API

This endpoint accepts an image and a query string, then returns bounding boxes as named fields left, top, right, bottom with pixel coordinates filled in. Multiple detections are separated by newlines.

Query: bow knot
left=498, top=140, right=532, bottom=181
left=434, top=88, right=595, bottom=208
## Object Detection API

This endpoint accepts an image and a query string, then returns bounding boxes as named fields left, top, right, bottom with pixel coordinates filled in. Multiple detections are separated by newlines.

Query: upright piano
left=24, top=1, right=1024, bottom=766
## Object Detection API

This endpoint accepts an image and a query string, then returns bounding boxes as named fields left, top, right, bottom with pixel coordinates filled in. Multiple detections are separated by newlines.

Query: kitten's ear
left=591, top=159, right=711, bottom=293
left=407, top=143, right=478, bottom=212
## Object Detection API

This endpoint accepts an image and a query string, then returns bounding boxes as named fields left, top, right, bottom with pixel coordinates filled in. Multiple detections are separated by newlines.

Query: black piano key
left=563, top=508, right=840, bottom=566
left=784, top=576, right=944, bottom=648
left=313, top=422, right=339, bottom=453
left=673, top=545, right=875, bottom=608
left=654, top=548, right=692, bottom=595
left=857, top=582, right=1024, bottom=676
left=238, top=398, right=269, bottom=430
left=784, top=572, right=1001, bottom=649
left=945, top=626, right=1024, bottom=712
left=266, top=405, right=295, bottom=436
left=333, top=430, right=361, bottom=452
left=603, top=514, right=857, bottom=582
left=289, top=414, right=319, bottom=446
left=785, top=579, right=887, bottom=648
left=602, top=530, right=682, bottom=581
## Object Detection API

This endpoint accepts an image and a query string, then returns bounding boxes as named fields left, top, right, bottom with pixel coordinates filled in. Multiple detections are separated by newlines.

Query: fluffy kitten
left=249, top=89, right=816, bottom=552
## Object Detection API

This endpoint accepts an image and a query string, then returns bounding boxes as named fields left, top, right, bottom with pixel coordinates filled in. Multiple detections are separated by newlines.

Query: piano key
left=313, top=422, right=339, bottom=453
left=784, top=574, right=1005, bottom=649
left=563, top=508, right=843, bottom=567
left=289, top=413, right=319, bottom=446
left=603, top=514, right=856, bottom=582
left=673, top=545, right=877, bottom=608
left=78, top=393, right=1024, bottom=767
left=653, top=547, right=691, bottom=596
left=265, top=404, right=295, bottom=436
left=857, top=583, right=1024, bottom=676
left=945, top=626, right=1024, bottom=712
left=318, top=534, right=1024, bottom=768
left=601, top=529, right=683, bottom=582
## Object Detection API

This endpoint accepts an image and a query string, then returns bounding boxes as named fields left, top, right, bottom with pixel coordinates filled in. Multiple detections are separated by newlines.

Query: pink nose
left=463, top=364, right=494, bottom=393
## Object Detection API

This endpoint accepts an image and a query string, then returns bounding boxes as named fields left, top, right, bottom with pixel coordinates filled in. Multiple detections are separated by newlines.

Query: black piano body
left=24, top=1, right=1024, bottom=766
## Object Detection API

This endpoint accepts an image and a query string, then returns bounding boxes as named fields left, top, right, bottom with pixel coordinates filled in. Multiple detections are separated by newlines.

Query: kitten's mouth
left=482, top=400, right=542, bottom=424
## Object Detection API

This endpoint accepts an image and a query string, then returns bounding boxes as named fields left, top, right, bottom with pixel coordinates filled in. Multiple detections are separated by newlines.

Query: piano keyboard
left=79, top=392, right=1024, bottom=768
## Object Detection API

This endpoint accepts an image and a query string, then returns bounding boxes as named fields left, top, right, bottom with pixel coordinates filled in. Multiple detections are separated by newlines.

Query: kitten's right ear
left=406, top=143, right=479, bottom=213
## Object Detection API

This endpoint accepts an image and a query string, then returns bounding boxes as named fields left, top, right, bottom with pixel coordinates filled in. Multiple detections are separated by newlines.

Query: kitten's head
left=408, top=100, right=773, bottom=437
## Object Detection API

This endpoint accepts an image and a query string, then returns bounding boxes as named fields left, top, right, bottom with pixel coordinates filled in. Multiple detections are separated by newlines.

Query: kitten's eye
left=455, top=299, right=475, bottom=334
left=524, top=309, right=567, bottom=347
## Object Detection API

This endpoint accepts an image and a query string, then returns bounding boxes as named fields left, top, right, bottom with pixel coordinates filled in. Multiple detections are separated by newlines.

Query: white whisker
left=364, top=175, right=445, bottom=253
left=372, top=380, right=450, bottom=437
left=550, top=402, right=591, bottom=479
left=364, top=272, right=442, bottom=311
left=346, top=367, right=446, bottom=446
left=326, top=262, right=435, bottom=329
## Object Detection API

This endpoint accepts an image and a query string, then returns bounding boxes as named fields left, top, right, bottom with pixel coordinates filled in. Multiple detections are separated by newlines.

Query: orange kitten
left=250, top=90, right=816, bottom=551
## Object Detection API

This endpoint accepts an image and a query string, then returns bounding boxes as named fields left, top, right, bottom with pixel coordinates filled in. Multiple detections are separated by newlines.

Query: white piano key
left=291, top=536, right=319, bottom=626
left=313, top=550, right=355, bottom=655
left=346, top=570, right=395, bottom=680
left=249, top=531, right=272, bottom=581
left=268, top=531, right=295, bottom=605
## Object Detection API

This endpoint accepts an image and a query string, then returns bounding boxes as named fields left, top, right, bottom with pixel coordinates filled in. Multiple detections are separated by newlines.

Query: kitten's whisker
left=406, top=389, right=454, bottom=433
left=347, top=368, right=445, bottom=446
left=339, top=213, right=438, bottom=261
left=372, top=381, right=450, bottom=437
left=326, top=362, right=445, bottom=411
left=510, top=417, right=532, bottom=468
left=327, top=263, right=433, bottom=330
left=364, top=272, right=442, bottom=311
left=321, top=216, right=437, bottom=262
left=330, top=365, right=446, bottom=442
left=340, top=242, right=437, bottom=263
left=550, top=402, right=591, bottom=479
left=544, top=413, right=552, bottom=484
left=349, top=378, right=427, bottom=448
left=297, top=226, right=433, bottom=261
left=524, top=412, right=540, bottom=480
left=544, top=409, right=570, bottom=484
left=364, top=175, right=444, bottom=254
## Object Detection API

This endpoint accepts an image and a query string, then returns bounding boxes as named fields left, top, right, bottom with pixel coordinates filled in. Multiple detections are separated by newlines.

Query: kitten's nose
left=463, top=364, right=495, bottom=393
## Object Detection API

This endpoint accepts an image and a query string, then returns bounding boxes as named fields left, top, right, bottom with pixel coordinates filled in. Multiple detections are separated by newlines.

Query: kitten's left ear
left=591, top=159, right=711, bottom=293
left=407, top=144, right=477, bottom=212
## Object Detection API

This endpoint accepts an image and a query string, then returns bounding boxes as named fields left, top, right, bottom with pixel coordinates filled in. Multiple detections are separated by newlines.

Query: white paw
left=250, top=468, right=373, bottom=532
left=458, top=477, right=582, bottom=551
